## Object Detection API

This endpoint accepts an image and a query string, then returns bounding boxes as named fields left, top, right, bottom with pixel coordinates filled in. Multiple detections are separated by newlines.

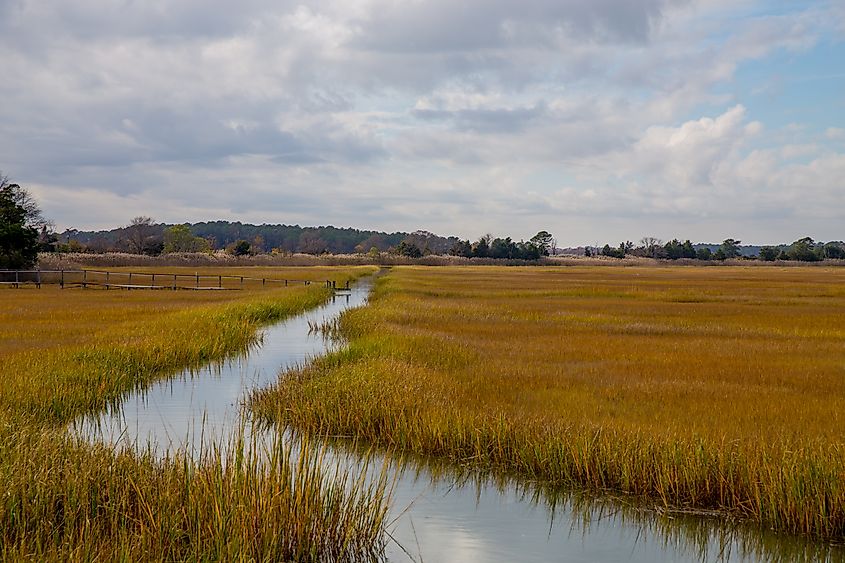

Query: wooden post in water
left=196, top=273, right=199, bottom=288
left=285, top=279, right=288, bottom=287
left=151, top=273, right=156, bottom=287
left=129, top=272, right=133, bottom=284
left=60, top=270, right=64, bottom=289
left=82, top=270, right=87, bottom=288
left=173, top=274, right=177, bottom=290
left=218, top=275, right=222, bottom=288
left=36, top=270, right=41, bottom=288
left=240, top=276, right=244, bottom=289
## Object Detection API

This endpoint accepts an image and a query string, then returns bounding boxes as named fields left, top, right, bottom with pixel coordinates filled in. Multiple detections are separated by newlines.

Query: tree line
left=597, top=237, right=845, bottom=261
left=2, top=173, right=843, bottom=268
left=56, top=219, right=456, bottom=257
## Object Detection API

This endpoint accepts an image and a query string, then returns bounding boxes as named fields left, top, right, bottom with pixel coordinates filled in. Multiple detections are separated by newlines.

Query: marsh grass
left=0, top=424, right=389, bottom=561
left=0, top=265, right=389, bottom=560
left=254, top=265, right=845, bottom=540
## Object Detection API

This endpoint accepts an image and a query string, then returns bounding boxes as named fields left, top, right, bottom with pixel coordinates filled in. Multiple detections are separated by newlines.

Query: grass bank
left=0, top=265, right=388, bottom=560
left=254, top=265, right=845, bottom=540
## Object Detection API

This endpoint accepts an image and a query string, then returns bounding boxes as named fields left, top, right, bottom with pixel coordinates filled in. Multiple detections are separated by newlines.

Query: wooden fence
left=0, top=270, right=349, bottom=291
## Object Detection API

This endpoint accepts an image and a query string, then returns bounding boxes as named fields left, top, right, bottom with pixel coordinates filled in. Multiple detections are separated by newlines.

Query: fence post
left=262, top=278, right=265, bottom=287
left=218, top=275, right=222, bottom=288
left=37, top=270, right=41, bottom=288
left=196, top=273, right=199, bottom=288
left=151, top=273, right=156, bottom=287
left=129, top=272, right=133, bottom=284
left=173, top=274, right=177, bottom=290
left=83, top=270, right=87, bottom=289
left=106, top=271, right=110, bottom=285
left=240, top=276, right=244, bottom=289
left=15, top=271, right=18, bottom=288
left=60, top=270, right=64, bottom=289
left=285, top=279, right=288, bottom=287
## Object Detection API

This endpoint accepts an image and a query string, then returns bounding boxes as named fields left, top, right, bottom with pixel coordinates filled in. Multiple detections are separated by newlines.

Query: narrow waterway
left=75, top=280, right=843, bottom=562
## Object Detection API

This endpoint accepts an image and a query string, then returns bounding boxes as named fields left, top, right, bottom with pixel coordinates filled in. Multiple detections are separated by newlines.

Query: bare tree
left=640, top=236, right=663, bottom=258
left=125, top=216, right=156, bottom=254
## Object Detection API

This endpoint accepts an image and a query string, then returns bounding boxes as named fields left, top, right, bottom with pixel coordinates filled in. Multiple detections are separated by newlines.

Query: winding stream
left=75, top=279, right=843, bottom=562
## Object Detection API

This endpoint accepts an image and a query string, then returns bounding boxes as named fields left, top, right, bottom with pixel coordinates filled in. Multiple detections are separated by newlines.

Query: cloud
left=0, top=0, right=842, bottom=244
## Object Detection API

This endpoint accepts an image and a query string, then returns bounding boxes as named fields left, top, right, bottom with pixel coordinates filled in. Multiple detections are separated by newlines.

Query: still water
left=75, top=279, right=843, bottom=562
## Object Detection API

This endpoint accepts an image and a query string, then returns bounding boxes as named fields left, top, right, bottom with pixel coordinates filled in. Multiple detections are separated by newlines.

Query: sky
left=1, top=0, right=843, bottom=245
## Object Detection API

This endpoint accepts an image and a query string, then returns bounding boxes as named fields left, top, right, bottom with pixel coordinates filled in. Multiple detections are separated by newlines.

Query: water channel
left=75, top=279, right=843, bottom=562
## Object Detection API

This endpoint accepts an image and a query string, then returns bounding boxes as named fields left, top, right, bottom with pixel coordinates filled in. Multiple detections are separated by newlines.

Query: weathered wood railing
left=0, top=270, right=349, bottom=291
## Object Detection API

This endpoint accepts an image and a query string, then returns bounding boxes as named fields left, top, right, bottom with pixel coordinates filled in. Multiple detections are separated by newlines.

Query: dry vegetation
left=0, top=265, right=389, bottom=561
left=255, top=265, right=845, bottom=540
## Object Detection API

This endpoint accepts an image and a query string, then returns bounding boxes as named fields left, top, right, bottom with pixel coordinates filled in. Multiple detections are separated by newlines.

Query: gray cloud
left=0, top=0, right=842, bottom=243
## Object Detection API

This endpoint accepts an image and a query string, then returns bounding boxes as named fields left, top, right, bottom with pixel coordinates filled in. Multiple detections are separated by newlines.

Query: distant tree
left=639, top=237, right=663, bottom=258
left=680, top=240, right=696, bottom=259
left=713, top=248, right=727, bottom=261
left=787, top=237, right=821, bottom=261
left=449, top=239, right=473, bottom=258
left=758, top=246, right=779, bottom=261
left=601, top=244, right=624, bottom=259
left=517, top=241, right=541, bottom=260
left=472, top=235, right=491, bottom=258
left=489, top=237, right=515, bottom=259
left=696, top=247, right=712, bottom=261
left=0, top=174, right=42, bottom=268
left=719, top=238, right=742, bottom=259
left=663, top=239, right=683, bottom=260
left=232, top=240, right=251, bottom=256
left=395, top=241, right=422, bottom=258
left=367, top=246, right=381, bottom=260
left=822, top=242, right=845, bottom=260
left=297, top=231, right=329, bottom=254
left=529, top=231, right=554, bottom=256
left=163, top=224, right=211, bottom=253
left=125, top=216, right=157, bottom=255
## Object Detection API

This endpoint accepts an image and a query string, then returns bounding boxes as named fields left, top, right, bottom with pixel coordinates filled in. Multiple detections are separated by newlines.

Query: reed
left=0, top=265, right=388, bottom=560
left=254, top=265, right=845, bottom=540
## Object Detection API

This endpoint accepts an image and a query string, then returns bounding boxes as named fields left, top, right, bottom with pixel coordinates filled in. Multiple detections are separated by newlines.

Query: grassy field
left=254, top=265, right=845, bottom=540
left=0, top=265, right=389, bottom=560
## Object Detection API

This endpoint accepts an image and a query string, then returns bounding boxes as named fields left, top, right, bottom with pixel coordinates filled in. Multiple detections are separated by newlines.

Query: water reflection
left=302, top=437, right=845, bottom=563
left=73, top=278, right=843, bottom=563
left=74, top=284, right=366, bottom=457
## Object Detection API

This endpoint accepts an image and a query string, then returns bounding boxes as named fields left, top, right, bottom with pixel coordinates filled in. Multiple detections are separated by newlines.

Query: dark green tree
left=232, top=240, right=252, bottom=256
left=719, top=238, right=741, bottom=259
left=472, top=235, right=491, bottom=258
left=529, top=231, right=554, bottom=256
left=822, top=242, right=845, bottom=260
left=0, top=175, right=42, bottom=269
left=787, top=237, right=821, bottom=261
left=758, top=246, right=779, bottom=261
left=395, top=241, right=422, bottom=258
left=695, top=247, right=712, bottom=261
left=449, top=239, right=473, bottom=258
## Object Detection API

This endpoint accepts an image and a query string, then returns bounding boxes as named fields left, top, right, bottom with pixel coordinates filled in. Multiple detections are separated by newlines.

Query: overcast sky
left=1, top=0, right=843, bottom=244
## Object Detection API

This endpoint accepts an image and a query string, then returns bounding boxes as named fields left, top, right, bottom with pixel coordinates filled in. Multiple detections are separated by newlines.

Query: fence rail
left=0, top=270, right=348, bottom=291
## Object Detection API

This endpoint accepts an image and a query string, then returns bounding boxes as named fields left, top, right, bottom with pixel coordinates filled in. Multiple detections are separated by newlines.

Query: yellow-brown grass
left=254, top=265, right=845, bottom=540
left=0, top=265, right=389, bottom=560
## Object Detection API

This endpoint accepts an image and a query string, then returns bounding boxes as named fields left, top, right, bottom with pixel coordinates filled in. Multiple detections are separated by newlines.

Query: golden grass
left=254, top=265, right=845, bottom=540
left=0, top=265, right=389, bottom=560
